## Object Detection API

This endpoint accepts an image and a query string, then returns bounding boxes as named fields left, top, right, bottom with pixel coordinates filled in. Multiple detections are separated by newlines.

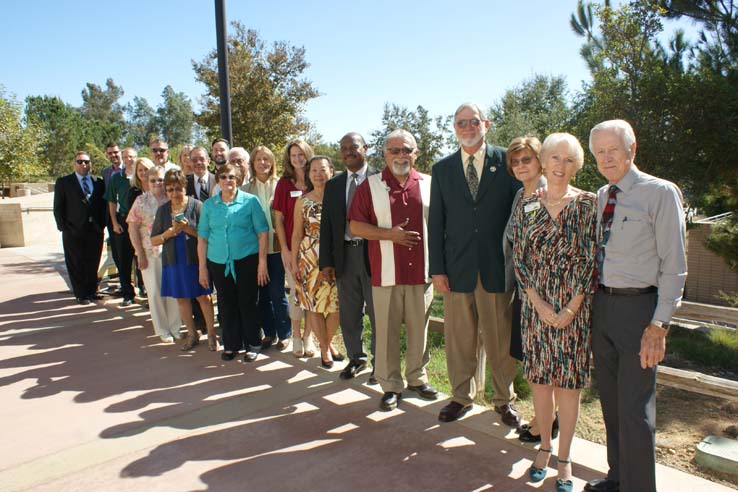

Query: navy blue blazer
left=428, top=144, right=521, bottom=293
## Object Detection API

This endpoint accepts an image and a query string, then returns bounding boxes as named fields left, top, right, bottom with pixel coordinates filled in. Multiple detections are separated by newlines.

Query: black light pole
left=214, top=0, right=233, bottom=144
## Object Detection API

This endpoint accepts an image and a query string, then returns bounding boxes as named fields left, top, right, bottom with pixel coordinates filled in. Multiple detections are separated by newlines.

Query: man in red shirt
left=348, top=129, right=438, bottom=411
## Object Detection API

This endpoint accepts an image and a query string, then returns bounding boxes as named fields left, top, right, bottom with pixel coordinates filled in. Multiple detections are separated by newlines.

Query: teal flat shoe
left=556, top=458, right=573, bottom=491
left=528, top=448, right=551, bottom=483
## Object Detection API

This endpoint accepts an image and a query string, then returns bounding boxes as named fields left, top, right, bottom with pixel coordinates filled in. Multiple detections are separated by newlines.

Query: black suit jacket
left=319, top=167, right=380, bottom=277
left=186, top=172, right=216, bottom=201
left=53, top=173, right=106, bottom=236
left=428, top=145, right=521, bottom=293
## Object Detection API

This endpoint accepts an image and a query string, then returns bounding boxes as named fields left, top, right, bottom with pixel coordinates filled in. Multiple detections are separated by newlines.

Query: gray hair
left=229, top=147, right=250, bottom=163
left=383, top=129, right=417, bottom=150
left=589, top=119, right=636, bottom=154
left=454, top=102, right=488, bottom=121
left=540, top=132, right=584, bottom=170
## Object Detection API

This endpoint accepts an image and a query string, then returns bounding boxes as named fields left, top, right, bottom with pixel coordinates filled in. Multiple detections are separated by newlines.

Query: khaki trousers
left=373, top=283, right=433, bottom=394
left=444, top=276, right=516, bottom=406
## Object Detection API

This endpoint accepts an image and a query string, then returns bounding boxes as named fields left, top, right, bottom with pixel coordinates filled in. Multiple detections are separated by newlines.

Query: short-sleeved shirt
left=104, top=172, right=133, bottom=217
left=198, top=190, right=269, bottom=279
left=272, top=177, right=303, bottom=250
left=348, top=167, right=427, bottom=286
left=126, top=192, right=167, bottom=255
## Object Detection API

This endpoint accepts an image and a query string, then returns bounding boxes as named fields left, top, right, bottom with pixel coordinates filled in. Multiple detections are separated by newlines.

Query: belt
left=598, top=285, right=657, bottom=296
left=344, top=239, right=364, bottom=247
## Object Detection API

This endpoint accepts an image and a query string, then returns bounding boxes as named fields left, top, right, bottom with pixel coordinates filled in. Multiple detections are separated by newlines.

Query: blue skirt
left=161, top=234, right=213, bottom=298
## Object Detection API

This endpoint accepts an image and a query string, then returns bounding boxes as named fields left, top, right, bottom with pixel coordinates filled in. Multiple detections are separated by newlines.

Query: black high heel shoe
left=518, top=414, right=560, bottom=443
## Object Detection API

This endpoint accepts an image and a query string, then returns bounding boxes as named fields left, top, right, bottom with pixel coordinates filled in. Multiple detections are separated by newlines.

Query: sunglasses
left=454, top=118, right=482, bottom=128
left=148, top=178, right=164, bottom=183
left=165, top=187, right=184, bottom=193
left=387, top=147, right=416, bottom=156
left=219, top=174, right=237, bottom=181
left=152, top=148, right=169, bottom=153
left=76, top=159, right=91, bottom=165
left=511, top=156, right=535, bottom=167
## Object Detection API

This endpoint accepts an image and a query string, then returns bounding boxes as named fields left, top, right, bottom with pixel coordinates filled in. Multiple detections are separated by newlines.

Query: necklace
left=545, top=187, right=570, bottom=207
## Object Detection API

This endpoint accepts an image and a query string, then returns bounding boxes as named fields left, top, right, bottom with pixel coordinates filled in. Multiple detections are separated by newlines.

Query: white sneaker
left=292, top=336, right=304, bottom=357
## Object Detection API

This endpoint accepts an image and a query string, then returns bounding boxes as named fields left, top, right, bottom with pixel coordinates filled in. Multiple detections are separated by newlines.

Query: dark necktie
left=81, top=176, right=91, bottom=199
left=596, top=185, right=619, bottom=280
left=466, top=155, right=479, bottom=200
left=199, top=177, right=209, bottom=200
left=345, top=173, right=358, bottom=239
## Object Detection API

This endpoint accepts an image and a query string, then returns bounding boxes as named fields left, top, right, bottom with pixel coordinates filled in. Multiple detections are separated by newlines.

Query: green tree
left=192, top=21, right=320, bottom=151
left=0, top=88, right=44, bottom=194
left=124, top=96, right=157, bottom=148
left=156, top=85, right=195, bottom=146
left=369, top=103, right=452, bottom=173
left=312, top=141, right=342, bottom=171
left=80, top=78, right=125, bottom=144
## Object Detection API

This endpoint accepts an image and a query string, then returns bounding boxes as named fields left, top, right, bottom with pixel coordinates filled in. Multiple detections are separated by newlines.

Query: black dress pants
left=208, top=254, right=260, bottom=352
left=63, top=229, right=104, bottom=299
left=112, top=215, right=135, bottom=299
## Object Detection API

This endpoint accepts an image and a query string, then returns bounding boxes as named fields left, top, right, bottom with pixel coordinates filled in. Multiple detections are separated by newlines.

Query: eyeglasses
left=76, top=159, right=91, bottom=165
left=511, top=156, right=535, bottom=167
left=165, top=187, right=183, bottom=193
left=454, top=118, right=482, bottom=129
left=387, top=147, right=416, bottom=155
left=219, top=174, right=237, bottom=181
left=148, top=178, right=164, bottom=183
left=152, top=148, right=169, bottom=153
left=230, top=158, right=246, bottom=164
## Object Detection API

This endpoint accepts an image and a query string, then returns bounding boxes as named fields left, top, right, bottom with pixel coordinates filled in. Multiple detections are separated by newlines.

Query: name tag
left=290, top=190, right=303, bottom=198
left=524, top=201, right=541, bottom=213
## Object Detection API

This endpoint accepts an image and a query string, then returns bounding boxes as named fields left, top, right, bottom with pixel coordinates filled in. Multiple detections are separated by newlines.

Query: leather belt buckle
left=344, top=239, right=363, bottom=247
left=598, top=284, right=657, bottom=296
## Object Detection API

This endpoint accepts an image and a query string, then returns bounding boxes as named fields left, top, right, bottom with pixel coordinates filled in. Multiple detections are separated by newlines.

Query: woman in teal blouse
left=198, top=163, right=270, bottom=362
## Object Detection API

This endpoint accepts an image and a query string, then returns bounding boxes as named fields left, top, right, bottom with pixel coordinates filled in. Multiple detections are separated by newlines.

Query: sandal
left=181, top=334, right=200, bottom=351
left=555, top=458, right=573, bottom=492
left=528, top=448, right=551, bottom=483
left=208, top=335, right=219, bottom=351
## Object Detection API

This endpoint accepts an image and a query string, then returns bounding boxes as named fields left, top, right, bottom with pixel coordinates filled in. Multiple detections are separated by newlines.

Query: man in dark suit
left=429, top=103, right=522, bottom=424
left=186, top=147, right=216, bottom=201
left=53, top=151, right=107, bottom=305
left=319, top=132, right=379, bottom=381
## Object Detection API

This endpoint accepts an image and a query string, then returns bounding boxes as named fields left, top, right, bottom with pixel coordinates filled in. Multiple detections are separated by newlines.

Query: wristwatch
left=651, top=320, right=670, bottom=332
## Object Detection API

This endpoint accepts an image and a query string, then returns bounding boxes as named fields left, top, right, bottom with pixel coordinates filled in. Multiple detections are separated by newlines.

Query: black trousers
left=208, top=255, right=260, bottom=352
left=592, top=290, right=658, bottom=492
left=63, top=229, right=104, bottom=299
left=111, top=216, right=135, bottom=298
left=336, top=244, right=376, bottom=362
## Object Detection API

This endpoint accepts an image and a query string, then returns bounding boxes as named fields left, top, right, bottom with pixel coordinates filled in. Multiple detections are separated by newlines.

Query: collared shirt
left=194, top=172, right=211, bottom=200
left=198, top=189, right=269, bottom=280
left=598, top=165, right=687, bottom=323
left=75, top=172, right=93, bottom=199
left=348, top=167, right=427, bottom=286
left=460, top=143, right=486, bottom=181
left=102, top=164, right=122, bottom=187
left=104, top=171, right=133, bottom=217
left=244, top=176, right=278, bottom=254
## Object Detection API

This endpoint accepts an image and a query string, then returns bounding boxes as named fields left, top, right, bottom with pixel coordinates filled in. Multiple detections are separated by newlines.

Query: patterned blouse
left=127, top=192, right=168, bottom=256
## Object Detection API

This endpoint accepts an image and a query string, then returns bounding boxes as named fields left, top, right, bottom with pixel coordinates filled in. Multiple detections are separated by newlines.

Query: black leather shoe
left=121, top=298, right=134, bottom=307
left=261, top=337, right=274, bottom=349
left=221, top=351, right=236, bottom=361
left=407, top=383, right=439, bottom=400
left=367, top=369, right=378, bottom=385
left=87, top=293, right=104, bottom=300
left=519, top=414, right=560, bottom=442
left=494, top=403, right=521, bottom=427
left=438, top=401, right=472, bottom=422
left=77, top=297, right=91, bottom=305
left=339, top=359, right=367, bottom=380
left=380, top=392, right=400, bottom=411
left=321, top=358, right=334, bottom=369
left=584, top=478, right=619, bottom=492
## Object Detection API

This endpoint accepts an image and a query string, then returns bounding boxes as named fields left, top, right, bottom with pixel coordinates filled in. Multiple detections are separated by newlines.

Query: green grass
left=667, top=324, right=738, bottom=373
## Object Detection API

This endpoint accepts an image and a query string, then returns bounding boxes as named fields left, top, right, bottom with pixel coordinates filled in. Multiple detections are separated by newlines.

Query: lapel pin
left=489, top=166, right=497, bottom=173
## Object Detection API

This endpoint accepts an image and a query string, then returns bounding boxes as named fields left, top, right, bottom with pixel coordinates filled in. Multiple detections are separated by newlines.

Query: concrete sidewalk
left=0, top=243, right=729, bottom=491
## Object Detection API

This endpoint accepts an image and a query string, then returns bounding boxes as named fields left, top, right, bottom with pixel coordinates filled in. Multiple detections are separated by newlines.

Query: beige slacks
left=140, top=253, right=182, bottom=338
left=373, top=283, right=433, bottom=394
left=443, top=276, right=516, bottom=406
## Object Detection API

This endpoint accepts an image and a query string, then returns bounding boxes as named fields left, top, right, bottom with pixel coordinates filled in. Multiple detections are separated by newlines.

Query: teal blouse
left=197, top=190, right=269, bottom=280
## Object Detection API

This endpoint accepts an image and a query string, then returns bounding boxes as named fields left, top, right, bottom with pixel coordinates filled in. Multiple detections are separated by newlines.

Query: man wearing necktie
left=428, top=102, right=522, bottom=425
left=186, top=147, right=216, bottom=202
left=53, top=151, right=107, bottom=305
left=585, top=120, right=687, bottom=492
left=319, top=132, right=380, bottom=381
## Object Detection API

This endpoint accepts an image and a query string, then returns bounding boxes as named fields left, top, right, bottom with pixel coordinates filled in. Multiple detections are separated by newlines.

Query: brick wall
left=686, top=223, right=738, bottom=306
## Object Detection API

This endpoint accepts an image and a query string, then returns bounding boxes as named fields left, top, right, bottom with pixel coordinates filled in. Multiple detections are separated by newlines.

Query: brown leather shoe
left=494, top=403, right=521, bottom=427
left=438, top=401, right=472, bottom=422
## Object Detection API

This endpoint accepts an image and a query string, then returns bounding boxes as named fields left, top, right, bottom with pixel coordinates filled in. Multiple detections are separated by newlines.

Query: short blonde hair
left=505, top=136, right=542, bottom=176
left=540, top=133, right=584, bottom=171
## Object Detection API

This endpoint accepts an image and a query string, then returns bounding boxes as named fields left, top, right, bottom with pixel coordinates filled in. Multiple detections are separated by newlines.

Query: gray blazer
left=151, top=198, right=203, bottom=267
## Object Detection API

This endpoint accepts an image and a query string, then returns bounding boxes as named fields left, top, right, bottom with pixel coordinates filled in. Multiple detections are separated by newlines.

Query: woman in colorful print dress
left=512, top=133, right=597, bottom=492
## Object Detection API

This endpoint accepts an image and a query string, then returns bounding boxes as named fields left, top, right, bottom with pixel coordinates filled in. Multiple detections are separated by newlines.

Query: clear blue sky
left=2, top=0, right=697, bottom=144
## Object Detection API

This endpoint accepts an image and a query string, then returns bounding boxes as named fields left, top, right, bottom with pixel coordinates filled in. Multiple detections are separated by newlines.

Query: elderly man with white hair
left=229, top=147, right=251, bottom=184
left=348, top=129, right=438, bottom=411
left=585, top=120, right=687, bottom=492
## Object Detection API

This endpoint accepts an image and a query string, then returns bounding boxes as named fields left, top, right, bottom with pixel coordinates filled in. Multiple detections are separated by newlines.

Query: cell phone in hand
left=174, top=213, right=185, bottom=221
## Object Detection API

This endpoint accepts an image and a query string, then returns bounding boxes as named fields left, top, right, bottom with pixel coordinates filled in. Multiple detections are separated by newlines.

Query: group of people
left=52, top=102, right=686, bottom=492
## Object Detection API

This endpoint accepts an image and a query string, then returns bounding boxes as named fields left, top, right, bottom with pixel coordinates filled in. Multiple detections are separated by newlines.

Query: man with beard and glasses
left=319, top=132, right=379, bottom=382
left=429, top=102, right=521, bottom=425
left=348, top=129, right=438, bottom=411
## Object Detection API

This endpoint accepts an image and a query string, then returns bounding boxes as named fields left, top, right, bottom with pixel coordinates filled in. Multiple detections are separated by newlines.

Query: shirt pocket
left=608, top=208, right=653, bottom=260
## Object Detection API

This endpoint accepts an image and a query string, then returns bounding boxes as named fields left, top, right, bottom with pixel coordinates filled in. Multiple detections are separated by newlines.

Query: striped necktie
left=596, top=185, right=619, bottom=281
left=199, top=177, right=209, bottom=200
left=466, top=155, right=479, bottom=200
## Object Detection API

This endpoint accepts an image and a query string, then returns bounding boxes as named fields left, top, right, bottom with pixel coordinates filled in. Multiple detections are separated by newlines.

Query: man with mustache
left=212, top=138, right=230, bottom=167
left=319, top=132, right=379, bottom=381
left=348, top=129, right=438, bottom=410
left=429, top=103, right=522, bottom=425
